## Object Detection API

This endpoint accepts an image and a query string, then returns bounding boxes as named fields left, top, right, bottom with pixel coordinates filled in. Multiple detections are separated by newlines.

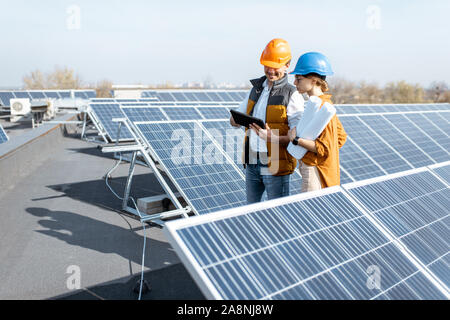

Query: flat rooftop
left=0, top=119, right=204, bottom=300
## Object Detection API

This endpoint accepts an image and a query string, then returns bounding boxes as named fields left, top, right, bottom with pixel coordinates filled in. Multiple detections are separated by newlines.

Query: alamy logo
left=366, top=265, right=381, bottom=290
left=66, top=5, right=81, bottom=30
left=66, top=265, right=81, bottom=290
left=366, top=5, right=382, bottom=30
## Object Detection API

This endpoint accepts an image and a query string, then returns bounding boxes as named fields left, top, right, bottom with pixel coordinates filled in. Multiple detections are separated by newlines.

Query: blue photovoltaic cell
left=339, top=116, right=412, bottom=174
left=182, top=92, right=198, bottom=101
left=43, top=91, right=61, bottom=99
left=405, top=113, right=450, bottom=153
left=0, top=92, right=15, bottom=105
left=29, top=91, right=46, bottom=99
left=218, top=92, right=235, bottom=102
left=121, top=107, right=167, bottom=122
left=135, top=121, right=247, bottom=215
left=197, top=107, right=230, bottom=119
left=172, top=92, right=188, bottom=101
left=383, top=114, right=448, bottom=163
left=0, top=124, right=8, bottom=144
left=359, top=115, right=434, bottom=168
left=74, top=91, right=88, bottom=99
left=162, top=107, right=203, bottom=120
left=290, top=170, right=303, bottom=195
left=59, top=91, right=71, bottom=98
left=339, top=136, right=386, bottom=182
left=227, top=91, right=245, bottom=102
left=14, top=91, right=32, bottom=99
left=169, top=190, right=445, bottom=299
left=432, top=164, right=450, bottom=185
left=347, top=171, right=450, bottom=289
left=85, top=91, right=96, bottom=98
left=200, top=120, right=244, bottom=168
left=423, top=113, right=450, bottom=136
left=89, top=103, right=133, bottom=141
left=115, top=99, right=138, bottom=103
left=157, top=92, right=176, bottom=102
left=340, top=169, right=353, bottom=184
left=192, top=92, right=212, bottom=102
left=438, top=111, right=450, bottom=123
left=205, top=92, right=223, bottom=102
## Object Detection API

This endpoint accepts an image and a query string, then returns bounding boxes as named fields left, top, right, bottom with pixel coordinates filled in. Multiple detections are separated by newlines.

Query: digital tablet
left=230, top=110, right=265, bottom=128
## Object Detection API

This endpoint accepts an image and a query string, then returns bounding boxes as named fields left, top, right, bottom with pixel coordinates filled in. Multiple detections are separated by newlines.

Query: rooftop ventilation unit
left=10, top=98, right=31, bottom=122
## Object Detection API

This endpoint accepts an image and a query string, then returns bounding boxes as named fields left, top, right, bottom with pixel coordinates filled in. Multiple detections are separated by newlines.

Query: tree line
left=23, top=67, right=450, bottom=103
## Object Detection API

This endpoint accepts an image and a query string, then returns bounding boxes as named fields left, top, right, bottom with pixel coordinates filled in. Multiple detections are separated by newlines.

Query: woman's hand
left=288, top=127, right=297, bottom=142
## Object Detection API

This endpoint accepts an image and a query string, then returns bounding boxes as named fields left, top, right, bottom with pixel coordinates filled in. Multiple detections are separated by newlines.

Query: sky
left=0, top=0, right=449, bottom=88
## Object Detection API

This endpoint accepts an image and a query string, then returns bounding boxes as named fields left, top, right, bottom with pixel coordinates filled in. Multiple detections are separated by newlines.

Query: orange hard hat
left=260, top=38, right=292, bottom=69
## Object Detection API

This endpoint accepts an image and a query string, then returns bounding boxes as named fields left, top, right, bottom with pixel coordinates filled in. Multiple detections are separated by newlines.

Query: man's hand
left=288, top=127, right=297, bottom=142
left=230, top=116, right=241, bottom=128
left=250, top=123, right=277, bottom=142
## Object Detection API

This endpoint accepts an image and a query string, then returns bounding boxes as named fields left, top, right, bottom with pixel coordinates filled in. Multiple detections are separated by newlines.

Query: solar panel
left=157, top=92, right=176, bottom=102
left=217, top=92, right=234, bottom=102
left=85, top=91, right=97, bottom=98
left=182, top=92, right=198, bottom=101
left=205, top=92, right=223, bottom=102
left=405, top=113, right=450, bottom=153
left=200, top=120, right=244, bottom=167
left=89, top=103, right=133, bottom=141
left=345, top=169, right=450, bottom=290
left=14, top=91, right=32, bottom=99
left=164, top=187, right=447, bottom=299
left=172, top=92, right=188, bottom=101
left=58, top=91, right=71, bottom=99
left=359, top=115, right=434, bottom=168
left=227, top=91, right=244, bottom=102
left=339, top=116, right=412, bottom=174
left=423, top=112, right=450, bottom=137
left=43, top=91, right=61, bottom=99
left=339, top=136, right=387, bottom=182
left=121, top=106, right=167, bottom=122
left=135, top=121, right=247, bottom=215
left=162, top=107, right=203, bottom=120
left=196, top=107, right=230, bottom=119
left=383, top=114, right=449, bottom=163
left=29, top=91, right=46, bottom=99
left=431, top=163, right=450, bottom=185
left=192, top=92, right=212, bottom=102
left=0, top=92, right=15, bottom=105
left=0, top=124, right=8, bottom=144
left=75, top=91, right=89, bottom=99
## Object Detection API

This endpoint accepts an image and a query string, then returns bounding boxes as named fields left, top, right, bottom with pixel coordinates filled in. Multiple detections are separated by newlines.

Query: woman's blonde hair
left=304, top=73, right=329, bottom=92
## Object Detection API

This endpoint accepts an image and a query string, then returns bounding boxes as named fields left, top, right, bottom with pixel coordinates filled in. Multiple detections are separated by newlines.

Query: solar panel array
left=89, top=103, right=134, bottom=141
left=164, top=168, right=449, bottom=300
left=336, top=103, right=450, bottom=115
left=345, top=169, right=450, bottom=291
left=91, top=99, right=449, bottom=193
left=135, top=121, right=247, bottom=215
left=0, top=90, right=96, bottom=106
left=431, top=163, right=450, bottom=185
left=338, top=111, right=450, bottom=184
left=141, top=90, right=247, bottom=102
left=0, top=124, right=8, bottom=144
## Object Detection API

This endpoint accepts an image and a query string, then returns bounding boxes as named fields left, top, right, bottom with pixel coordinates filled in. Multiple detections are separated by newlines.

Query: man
left=230, top=38, right=304, bottom=204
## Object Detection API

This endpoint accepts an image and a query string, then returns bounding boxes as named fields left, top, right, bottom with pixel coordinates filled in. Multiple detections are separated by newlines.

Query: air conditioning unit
left=10, top=98, right=31, bottom=122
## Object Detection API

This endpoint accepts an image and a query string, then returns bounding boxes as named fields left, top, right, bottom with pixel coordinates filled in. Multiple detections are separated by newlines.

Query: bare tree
left=94, top=79, right=113, bottom=98
left=23, top=66, right=82, bottom=89
left=427, top=81, right=449, bottom=102
left=23, top=70, right=48, bottom=89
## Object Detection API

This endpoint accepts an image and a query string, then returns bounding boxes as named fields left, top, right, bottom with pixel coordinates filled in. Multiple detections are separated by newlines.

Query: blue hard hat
left=290, top=52, right=334, bottom=76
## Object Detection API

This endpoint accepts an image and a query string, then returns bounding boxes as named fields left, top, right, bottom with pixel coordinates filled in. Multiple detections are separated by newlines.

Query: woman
left=288, top=52, right=347, bottom=192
